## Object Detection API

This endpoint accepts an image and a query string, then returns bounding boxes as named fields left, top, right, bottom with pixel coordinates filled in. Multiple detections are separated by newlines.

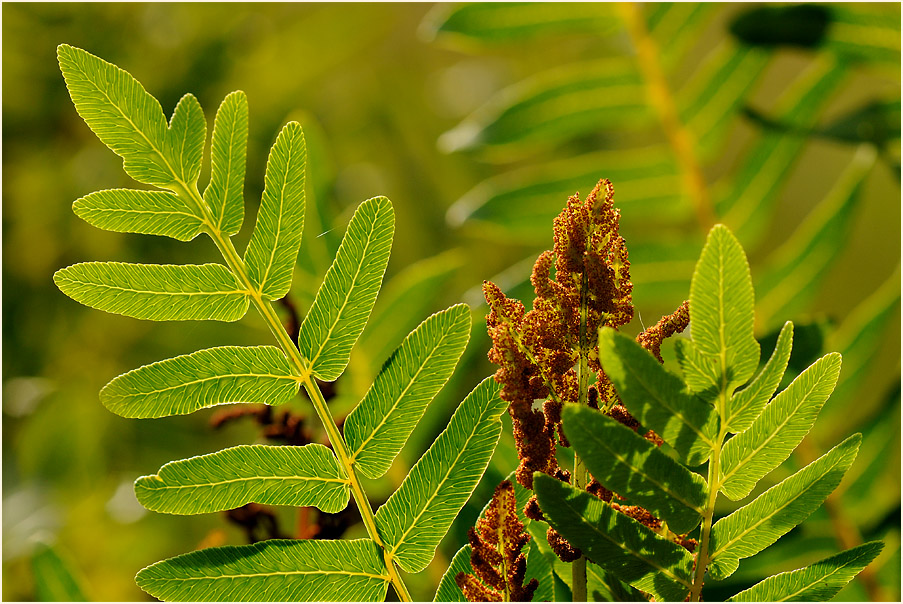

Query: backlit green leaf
left=720, top=353, right=842, bottom=500
left=136, top=539, right=388, bottom=601
left=678, top=41, right=771, bottom=159
left=53, top=262, right=248, bottom=322
left=135, top=444, right=348, bottom=514
left=204, top=91, right=248, bottom=236
left=439, top=59, right=650, bottom=154
left=57, top=44, right=172, bottom=187
left=648, top=3, right=716, bottom=71
left=164, top=93, right=205, bottom=185
left=100, top=346, right=298, bottom=418
left=690, top=224, right=759, bottom=393
left=708, top=434, right=861, bottom=580
left=243, top=122, right=306, bottom=299
left=727, top=541, right=884, bottom=602
left=718, top=57, right=848, bottom=243
left=73, top=189, right=203, bottom=241
left=446, top=147, right=686, bottom=243
left=422, top=2, right=620, bottom=44
left=31, top=544, right=87, bottom=602
left=345, top=304, right=471, bottom=479
left=599, top=327, right=718, bottom=466
left=675, top=338, right=720, bottom=401
left=534, top=474, right=694, bottom=602
left=755, top=146, right=877, bottom=330
left=823, top=4, right=901, bottom=67
left=726, top=322, right=793, bottom=433
left=299, top=196, right=394, bottom=381
left=375, top=377, right=507, bottom=573
left=562, top=405, right=707, bottom=534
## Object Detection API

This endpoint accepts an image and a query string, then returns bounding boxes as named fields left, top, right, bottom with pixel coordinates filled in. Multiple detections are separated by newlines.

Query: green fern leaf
left=433, top=545, right=472, bottom=602
left=678, top=41, right=770, bottom=159
left=726, top=321, right=793, bottom=433
left=718, top=58, right=848, bottom=243
left=720, top=353, right=842, bottom=501
left=598, top=327, right=717, bottom=466
left=534, top=474, right=694, bottom=602
left=690, top=224, right=760, bottom=393
left=726, top=541, right=885, bottom=602
left=72, top=189, right=203, bottom=241
left=422, top=2, right=620, bottom=43
left=439, top=59, right=650, bottom=154
left=135, top=539, right=388, bottom=602
left=100, top=346, right=299, bottom=418
left=562, top=405, right=707, bottom=534
left=298, top=196, right=394, bottom=381
left=446, top=147, right=685, bottom=242
left=163, top=93, right=205, bottom=185
left=345, top=304, right=471, bottom=479
left=708, top=433, right=861, bottom=580
left=56, top=44, right=174, bottom=187
left=375, top=376, right=507, bottom=573
left=53, top=262, right=248, bottom=322
left=243, top=122, right=306, bottom=300
left=31, top=544, right=87, bottom=602
left=135, top=444, right=349, bottom=514
left=755, top=146, right=876, bottom=329
left=203, top=91, right=248, bottom=236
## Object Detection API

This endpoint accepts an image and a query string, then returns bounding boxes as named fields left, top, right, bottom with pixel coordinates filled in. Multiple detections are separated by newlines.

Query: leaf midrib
left=145, top=473, right=349, bottom=491
left=58, top=274, right=247, bottom=297
left=112, top=371, right=300, bottom=398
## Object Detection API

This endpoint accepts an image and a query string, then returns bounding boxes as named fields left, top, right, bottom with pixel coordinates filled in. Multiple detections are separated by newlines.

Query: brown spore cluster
left=484, top=179, right=697, bottom=562
left=455, top=480, right=538, bottom=602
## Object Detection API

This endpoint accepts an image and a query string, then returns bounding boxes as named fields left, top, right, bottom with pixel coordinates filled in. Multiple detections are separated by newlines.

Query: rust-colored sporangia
left=455, top=480, right=539, bottom=602
left=484, top=179, right=695, bottom=562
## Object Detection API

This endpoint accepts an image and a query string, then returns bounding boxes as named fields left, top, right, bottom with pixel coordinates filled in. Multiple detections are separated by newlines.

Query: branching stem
left=174, top=181, right=414, bottom=602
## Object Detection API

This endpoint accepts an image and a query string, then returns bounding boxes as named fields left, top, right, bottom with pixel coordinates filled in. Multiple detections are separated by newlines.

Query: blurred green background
left=3, top=3, right=900, bottom=601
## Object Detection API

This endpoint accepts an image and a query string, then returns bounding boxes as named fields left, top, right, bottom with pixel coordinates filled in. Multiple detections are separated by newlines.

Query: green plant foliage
left=345, top=304, right=471, bottom=479
left=100, top=346, right=300, bottom=418
left=726, top=541, right=885, bottom=602
left=134, top=444, right=349, bottom=514
left=298, top=196, right=394, bottom=381
left=536, top=224, right=880, bottom=601
left=597, top=328, right=718, bottom=466
left=375, top=376, right=506, bottom=573
left=136, top=539, right=390, bottom=602
left=53, top=262, right=250, bottom=322
left=561, top=405, right=707, bottom=535
left=52, top=44, right=504, bottom=602
left=30, top=544, right=87, bottom=602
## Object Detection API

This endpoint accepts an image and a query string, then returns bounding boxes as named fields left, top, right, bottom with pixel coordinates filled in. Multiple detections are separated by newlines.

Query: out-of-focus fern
left=422, top=4, right=900, bottom=599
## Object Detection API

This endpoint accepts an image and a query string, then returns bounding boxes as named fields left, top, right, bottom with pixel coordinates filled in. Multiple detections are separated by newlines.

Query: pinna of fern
left=52, top=44, right=510, bottom=602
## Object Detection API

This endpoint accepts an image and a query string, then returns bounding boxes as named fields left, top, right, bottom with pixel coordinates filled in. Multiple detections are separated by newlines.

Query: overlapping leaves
left=535, top=224, right=875, bottom=601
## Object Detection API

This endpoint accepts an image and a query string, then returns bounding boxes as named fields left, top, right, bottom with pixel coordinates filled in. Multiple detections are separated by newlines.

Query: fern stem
left=176, top=183, right=414, bottom=602
left=690, top=379, right=730, bottom=601
left=618, top=2, right=715, bottom=231
left=571, top=259, right=591, bottom=602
